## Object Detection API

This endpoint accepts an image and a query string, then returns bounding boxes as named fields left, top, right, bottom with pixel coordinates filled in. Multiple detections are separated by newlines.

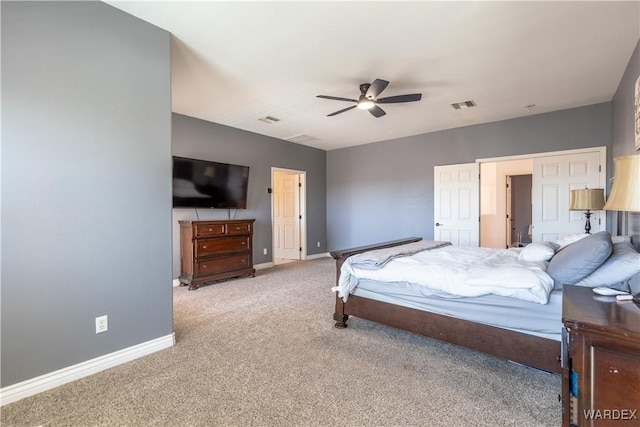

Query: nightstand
left=562, top=285, right=640, bottom=426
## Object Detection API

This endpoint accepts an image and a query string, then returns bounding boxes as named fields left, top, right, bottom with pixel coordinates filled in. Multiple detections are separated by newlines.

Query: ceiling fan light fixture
left=357, top=96, right=375, bottom=110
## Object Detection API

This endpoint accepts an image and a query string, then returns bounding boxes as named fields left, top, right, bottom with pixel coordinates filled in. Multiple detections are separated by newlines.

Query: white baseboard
left=0, top=333, right=175, bottom=406
left=254, top=261, right=274, bottom=270
left=255, top=253, right=330, bottom=269
left=181, top=253, right=329, bottom=276
left=255, top=253, right=329, bottom=269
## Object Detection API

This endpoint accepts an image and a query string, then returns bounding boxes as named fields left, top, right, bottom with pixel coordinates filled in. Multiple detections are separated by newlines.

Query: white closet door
left=434, top=163, right=479, bottom=247
left=274, top=172, right=301, bottom=260
left=532, top=151, right=604, bottom=242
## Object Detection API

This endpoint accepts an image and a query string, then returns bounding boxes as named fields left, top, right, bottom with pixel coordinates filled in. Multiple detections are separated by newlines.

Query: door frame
left=271, top=167, right=307, bottom=261
left=477, top=146, right=606, bottom=165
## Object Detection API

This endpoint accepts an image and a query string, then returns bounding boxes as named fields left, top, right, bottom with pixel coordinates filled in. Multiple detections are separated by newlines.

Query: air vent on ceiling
left=451, top=100, right=477, bottom=110
left=284, top=134, right=319, bottom=144
left=258, top=116, right=281, bottom=124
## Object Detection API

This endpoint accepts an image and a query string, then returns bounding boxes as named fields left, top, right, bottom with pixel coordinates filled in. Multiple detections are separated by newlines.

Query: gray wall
left=612, top=39, right=639, bottom=157
left=327, top=103, right=611, bottom=250
left=1, top=2, right=172, bottom=387
left=171, top=113, right=327, bottom=276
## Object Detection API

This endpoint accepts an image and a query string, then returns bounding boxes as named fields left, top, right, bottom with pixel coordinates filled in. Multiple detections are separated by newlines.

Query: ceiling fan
left=317, top=79, right=422, bottom=118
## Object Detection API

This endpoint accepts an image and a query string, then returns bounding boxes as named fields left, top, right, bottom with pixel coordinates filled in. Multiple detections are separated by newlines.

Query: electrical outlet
left=263, top=248, right=267, bottom=255
left=96, top=315, right=108, bottom=334
left=317, top=241, right=321, bottom=248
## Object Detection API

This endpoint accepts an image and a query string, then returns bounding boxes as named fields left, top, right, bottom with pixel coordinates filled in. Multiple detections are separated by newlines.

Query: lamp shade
left=569, top=188, right=605, bottom=211
left=603, top=154, right=640, bottom=212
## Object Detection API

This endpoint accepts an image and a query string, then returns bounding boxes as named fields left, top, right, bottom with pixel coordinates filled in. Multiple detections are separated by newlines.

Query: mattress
left=337, top=245, right=554, bottom=304
left=351, top=279, right=563, bottom=341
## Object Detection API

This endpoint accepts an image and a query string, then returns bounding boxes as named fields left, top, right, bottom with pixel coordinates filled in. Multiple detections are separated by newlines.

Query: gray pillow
left=574, top=241, right=640, bottom=289
left=548, top=231, right=612, bottom=288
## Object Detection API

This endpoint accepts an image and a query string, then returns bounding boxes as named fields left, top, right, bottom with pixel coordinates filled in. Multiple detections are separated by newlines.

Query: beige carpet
left=1, top=258, right=561, bottom=426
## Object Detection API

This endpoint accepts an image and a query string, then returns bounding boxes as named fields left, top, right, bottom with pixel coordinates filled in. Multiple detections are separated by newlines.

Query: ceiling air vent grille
left=285, top=134, right=319, bottom=144
left=258, top=116, right=280, bottom=124
left=451, top=100, right=477, bottom=110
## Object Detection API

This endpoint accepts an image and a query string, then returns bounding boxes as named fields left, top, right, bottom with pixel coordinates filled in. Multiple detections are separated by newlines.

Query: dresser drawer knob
left=202, top=265, right=207, bottom=269
left=242, top=242, right=246, bottom=245
left=202, top=245, right=207, bottom=249
left=609, top=367, right=619, bottom=374
left=236, top=227, right=241, bottom=230
left=208, top=228, right=213, bottom=232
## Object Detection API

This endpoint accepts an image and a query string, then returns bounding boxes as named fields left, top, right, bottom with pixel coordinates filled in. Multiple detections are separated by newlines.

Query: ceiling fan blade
left=368, top=105, right=386, bottom=118
left=365, top=79, right=389, bottom=98
left=377, top=93, right=422, bottom=104
left=317, top=95, right=358, bottom=103
left=327, top=105, right=357, bottom=117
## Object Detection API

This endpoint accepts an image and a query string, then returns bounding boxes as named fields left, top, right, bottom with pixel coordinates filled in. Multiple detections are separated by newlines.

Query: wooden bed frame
left=331, top=237, right=562, bottom=374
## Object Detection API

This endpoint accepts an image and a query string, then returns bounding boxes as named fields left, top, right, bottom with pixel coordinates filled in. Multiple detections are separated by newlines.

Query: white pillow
left=553, top=233, right=591, bottom=250
left=554, top=233, right=589, bottom=250
left=518, top=242, right=556, bottom=262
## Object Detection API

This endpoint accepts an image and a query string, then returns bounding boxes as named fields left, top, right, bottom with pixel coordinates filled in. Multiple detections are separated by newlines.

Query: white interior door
left=434, top=163, right=479, bottom=247
left=274, top=171, right=301, bottom=260
left=532, top=151, right=604, bottom=242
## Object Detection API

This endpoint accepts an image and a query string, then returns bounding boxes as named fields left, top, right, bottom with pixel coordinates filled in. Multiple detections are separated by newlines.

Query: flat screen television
left=172, top=156, right=249, bottom=209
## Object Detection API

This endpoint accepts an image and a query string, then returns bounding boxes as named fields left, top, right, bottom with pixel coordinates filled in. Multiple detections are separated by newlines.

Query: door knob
left=436, top=222, right=444, bottom=226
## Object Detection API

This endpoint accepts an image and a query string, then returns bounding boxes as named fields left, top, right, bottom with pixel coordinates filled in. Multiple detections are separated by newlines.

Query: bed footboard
left=331, top=237, right=422, bottom=329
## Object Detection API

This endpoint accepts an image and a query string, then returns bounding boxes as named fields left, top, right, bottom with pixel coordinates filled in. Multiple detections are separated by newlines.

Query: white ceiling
left=107, top=1, right=639, bottom=151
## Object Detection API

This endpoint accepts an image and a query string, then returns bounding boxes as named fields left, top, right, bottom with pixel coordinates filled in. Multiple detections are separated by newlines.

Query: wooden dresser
left=179, top=219, right=255, bottom=290
left=562, top=285, right=640, bottom=427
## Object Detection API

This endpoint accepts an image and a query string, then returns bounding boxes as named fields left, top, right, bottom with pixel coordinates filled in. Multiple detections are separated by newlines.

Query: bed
left=330, top=233, right=640, bottom=374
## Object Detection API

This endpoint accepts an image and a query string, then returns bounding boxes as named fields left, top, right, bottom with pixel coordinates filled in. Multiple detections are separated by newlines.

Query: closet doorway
left=480, top=158, right=533, bottom=248
left=506, top=174, right=532, bottom=248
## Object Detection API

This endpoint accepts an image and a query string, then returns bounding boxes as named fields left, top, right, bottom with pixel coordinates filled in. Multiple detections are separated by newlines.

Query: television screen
left=172, top=156, right=249, bottom=209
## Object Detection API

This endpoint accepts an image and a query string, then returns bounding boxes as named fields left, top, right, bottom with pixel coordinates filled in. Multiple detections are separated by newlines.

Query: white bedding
left=332, top=245, right=555, bottom=304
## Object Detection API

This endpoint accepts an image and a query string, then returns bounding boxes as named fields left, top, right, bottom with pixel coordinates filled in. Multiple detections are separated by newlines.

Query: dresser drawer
left=591, top=346, right=640, bottom=410
left=195, top=223, right=225, bottom=237
left=226, top=222, right=252, bottom=235
left=195, top=254, right=250, bottom=275
left=196, top=236, right=249, bottom=256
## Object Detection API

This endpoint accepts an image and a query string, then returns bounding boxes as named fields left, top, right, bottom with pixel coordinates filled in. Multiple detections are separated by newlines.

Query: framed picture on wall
left=635, top=75, right=640, bottom=150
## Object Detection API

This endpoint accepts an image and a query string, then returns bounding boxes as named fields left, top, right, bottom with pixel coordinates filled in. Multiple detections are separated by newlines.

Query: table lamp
left=603, top=154, right=640, bottom=213
left=569, top=188, right=605, bottom=234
